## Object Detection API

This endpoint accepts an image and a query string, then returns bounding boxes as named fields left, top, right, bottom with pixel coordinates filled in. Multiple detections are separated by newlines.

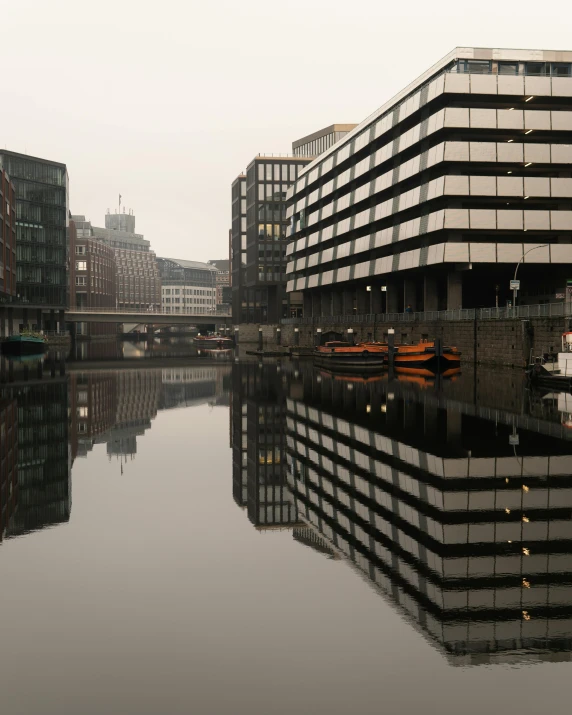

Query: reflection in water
left=0, top=356, right=71, bottom=539
left=231, top=361, right=572, bottom=666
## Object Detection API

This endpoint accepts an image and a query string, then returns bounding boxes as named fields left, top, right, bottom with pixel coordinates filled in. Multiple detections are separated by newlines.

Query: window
left=75, top=245, right=86, bottom=255
left=498, top=61, right=518, bottom=75
left=75, top=276, right=86, bottom=286
left=527, top=62, right=547, bottom=76
left=551, top=62, right=571, bottom=77
left=76, top=260, right=87, bottom=271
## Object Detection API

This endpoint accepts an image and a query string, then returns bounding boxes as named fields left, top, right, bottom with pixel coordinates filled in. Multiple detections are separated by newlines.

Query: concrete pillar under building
left=356, top=288, right=369, bottom=314
left=332, top=291, right=342, bottom=317
left=424, top=276, right=439, bottom=312
left=342, top=289, right=354, bottom=315
left=403, top=279, right=417, bottom=312
left=312, top=292, right=322, bottom=318
left=321, top=291, right=332, bottom=317
left=386, top=283, right=400, bottom=313
left=303, top=292, right=312, bottom=318
left=22, top=308, right=28, bottom=329
left=447, top=271, right=463, bottom=311
left=36, top=309, right=42, bottom=331
left=371, top=286, right=383, bottom=315
left=57, top=309, right=64, bottom=332
left=0, top=308, right=4, bottom=338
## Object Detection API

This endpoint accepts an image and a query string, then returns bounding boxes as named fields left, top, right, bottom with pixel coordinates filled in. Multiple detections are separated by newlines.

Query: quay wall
left=237, top=316, right=569, bottom=367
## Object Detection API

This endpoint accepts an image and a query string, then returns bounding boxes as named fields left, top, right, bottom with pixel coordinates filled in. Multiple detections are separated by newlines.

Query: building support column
left=403, top=279, right=417, bottom=312
left=321, top=290, right=332, bottom=316
left=332, top=291, right=342, bottom=317
left=0, top=308, right=4, bottom=338
left=447, top=271, right=463, bottom=310
left=57, top=309, right=64, bottom=332
left=386, top=282, right=400, bottom=313
left=303, top=292, right=312, bottom=318
left=356, top=288, right=369, bottom=314
left=371, top=286, right=383, bottom=315
left=342, top=289, right=354, bottom=315
left=22, top=308, right=28, bottom=330
left=311, top=292, right=322, bottom=318
left=423, top=275, right=439, bottom=312
left=36, top=309, right=43, bottom=331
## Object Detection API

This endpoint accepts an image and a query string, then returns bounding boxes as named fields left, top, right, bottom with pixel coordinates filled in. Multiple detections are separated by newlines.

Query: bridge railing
left=67, top=307, right=231, bottom=317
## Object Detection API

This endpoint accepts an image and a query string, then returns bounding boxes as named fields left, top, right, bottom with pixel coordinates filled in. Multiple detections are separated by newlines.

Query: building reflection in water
left=0, top=356, right=71, bottom=539
left=231, top=361, right=572, bottom=665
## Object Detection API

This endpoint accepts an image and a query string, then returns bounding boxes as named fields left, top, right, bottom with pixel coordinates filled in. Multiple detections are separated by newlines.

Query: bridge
left=65, top=307, right=232, bottom=326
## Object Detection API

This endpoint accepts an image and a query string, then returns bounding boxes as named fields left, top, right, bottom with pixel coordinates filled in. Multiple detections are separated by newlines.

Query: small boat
left=1, top=332, right=47, bottom=356
left=194, top=335, right=234, bottom=349
left=314, top=341, right=386, bottom=371
left=363, top=340, right=461, bottom=371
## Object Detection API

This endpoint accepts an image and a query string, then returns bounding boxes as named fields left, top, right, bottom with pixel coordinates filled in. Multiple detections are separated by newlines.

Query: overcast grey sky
left=3, top=0, right=572, bottom=261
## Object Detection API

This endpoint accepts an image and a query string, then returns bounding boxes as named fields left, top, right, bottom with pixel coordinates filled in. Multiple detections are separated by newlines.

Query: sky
left=3, top=0, right=572, bottom=262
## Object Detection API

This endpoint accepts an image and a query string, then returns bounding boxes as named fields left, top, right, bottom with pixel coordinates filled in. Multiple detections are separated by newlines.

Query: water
left=1, top=345, right=572, bottom=714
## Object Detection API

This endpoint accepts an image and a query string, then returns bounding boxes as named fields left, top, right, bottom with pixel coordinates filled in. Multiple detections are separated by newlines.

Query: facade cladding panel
left=286, top=48, right=572, bottom=314
left=230, top=175, right=246, bottom=323
left=0, top=170, right=17, bottom=300
left=157, top=258, right=217, bottom=314
left=0, top=150, right=68, bottom=308
left=233, top=157, right=311, bottom=325
left=292, top=124, right=358, bottom=158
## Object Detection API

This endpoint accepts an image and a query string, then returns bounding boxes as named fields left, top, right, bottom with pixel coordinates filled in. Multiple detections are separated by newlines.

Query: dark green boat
left=1, top=332, right=47, bottom=356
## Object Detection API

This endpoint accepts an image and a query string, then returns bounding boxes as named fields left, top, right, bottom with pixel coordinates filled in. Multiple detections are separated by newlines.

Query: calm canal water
left=1, top=343, right=572, bottom=714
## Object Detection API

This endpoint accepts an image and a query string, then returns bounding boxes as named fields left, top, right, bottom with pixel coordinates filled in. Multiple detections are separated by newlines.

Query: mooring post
left=387, top=328, right=395, bottom=379
left=315, top=328, right=322, bottom=347
left=258, top=328, right=263, bottom=351
left=294, top=327, right=299, bottom=347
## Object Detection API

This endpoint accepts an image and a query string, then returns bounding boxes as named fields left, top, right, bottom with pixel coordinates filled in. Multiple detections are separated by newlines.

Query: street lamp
left=512, top=244, right=549, bottom=308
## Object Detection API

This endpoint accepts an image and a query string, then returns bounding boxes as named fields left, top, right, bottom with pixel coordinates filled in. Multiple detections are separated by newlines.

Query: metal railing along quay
left=281, top=302, right=572, bottom=326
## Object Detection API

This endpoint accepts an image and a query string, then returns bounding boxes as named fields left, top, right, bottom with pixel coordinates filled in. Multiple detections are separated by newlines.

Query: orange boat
left=314, top=341, right=386, bottom=371
left=364, top=340, right=461, bottom=371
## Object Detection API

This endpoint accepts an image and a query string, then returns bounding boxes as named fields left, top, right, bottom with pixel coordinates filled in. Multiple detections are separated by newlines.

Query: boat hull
left=1, top=337, right=46, bottom=356
left=193, top=337, right=234, bottom=349
left=314, top=348, right=386, bottom=372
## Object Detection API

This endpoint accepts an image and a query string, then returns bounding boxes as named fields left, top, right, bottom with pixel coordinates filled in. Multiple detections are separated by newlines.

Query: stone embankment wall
left=237, top=317, right=568, bottom=367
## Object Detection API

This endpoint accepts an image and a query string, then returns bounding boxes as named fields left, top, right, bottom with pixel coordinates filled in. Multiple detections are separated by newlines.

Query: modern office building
left=0, top=170, right=17, bottom=304
left=231, top=156, right=311, bottom=324
left=208, top=259, right=230, bottom=309
left=157, top=258, right=217, bottom=314
left=292, top=124, right=357, bottom=158
left=0, top=150, right=68, bottom=324
left=286, top=48, right=572, bottom=316
left=88, top=211, right=161, bottom=311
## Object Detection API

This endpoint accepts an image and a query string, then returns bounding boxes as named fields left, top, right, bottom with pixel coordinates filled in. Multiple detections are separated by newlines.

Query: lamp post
left=513, top=244, right=549, bottom=308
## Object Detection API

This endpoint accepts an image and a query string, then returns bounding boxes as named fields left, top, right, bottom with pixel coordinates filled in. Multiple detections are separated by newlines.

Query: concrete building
left=286, top=48, right=572, bottom=317
left=292, top=124, right=357, bottom=158
left=208, top=259, right=230, bottom=310
left=70, top=215, right=117, bottom=337
left=157, top=258, right=217, bottom=314
left=0, top=150, right=68, bottom=328
left=84, top=211, right=161, bottom=311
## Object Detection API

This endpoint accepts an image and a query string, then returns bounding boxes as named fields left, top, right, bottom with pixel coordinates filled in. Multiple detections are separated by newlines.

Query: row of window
left=163, top=297, right=215, bottom=304
left=453, top=59, right=572, bottom=77
left=257, top=163, right=302, bottom=183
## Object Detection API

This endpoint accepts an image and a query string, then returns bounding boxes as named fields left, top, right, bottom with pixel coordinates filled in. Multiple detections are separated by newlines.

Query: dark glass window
left=460, top=60, right=491, bottom=74
left=498, top=61, right=519, bottom=75
left=551, top=62, right=571, bottom=77
left=526, top=62, right=547, bottom=76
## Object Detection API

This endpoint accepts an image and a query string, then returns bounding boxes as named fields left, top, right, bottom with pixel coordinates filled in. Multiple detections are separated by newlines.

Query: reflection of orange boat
left=364, top=340, right=461, bottom=371
left=314, top=341, right=386, bottom=371
left=318, top=369, right=385, bottom=384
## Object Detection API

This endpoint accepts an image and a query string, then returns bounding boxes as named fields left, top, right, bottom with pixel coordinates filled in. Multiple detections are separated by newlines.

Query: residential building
left=92, top=211, right=161, bottom=311
left=208, top=259, right=230, bottom=309
left=286, top=48, right=572, bottom=317
left=0, top=150, right=68, bottom=327
left=157, top=258, right=217, bottom=314
left=231, top=156, right=311, bottom=324
left=70, top=215, right=117, bottom=337
left=292, top=124, right=357, bottom=157
left=0, top=169, right=17, bottom=304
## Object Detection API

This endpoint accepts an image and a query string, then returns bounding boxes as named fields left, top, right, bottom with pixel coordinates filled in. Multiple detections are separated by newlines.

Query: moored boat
left=1, top=332, right=47, bottom=356
left=193, top=335, right=234, bottom=349
left=363, top=340, right=461, bottom=371
left=314, top=341, right=386, bottom=371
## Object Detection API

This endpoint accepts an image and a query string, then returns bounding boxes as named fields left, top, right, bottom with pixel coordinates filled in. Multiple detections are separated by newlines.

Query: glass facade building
left=0, top=170, right=17, bottom=302
left=157, top=258, right=217, bottom=314
left=285, top=47, right=572, bottom=316
left=231, top=157, right=311, bottom=324
left=0, top=150, right=68, bottom=308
